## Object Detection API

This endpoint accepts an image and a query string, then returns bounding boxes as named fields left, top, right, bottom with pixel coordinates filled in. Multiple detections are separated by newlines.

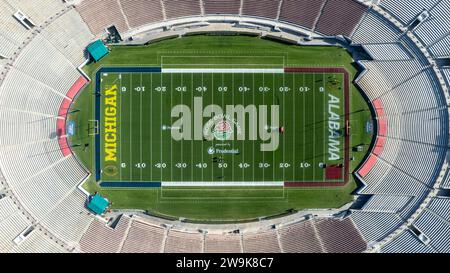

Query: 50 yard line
left=130, top=73, right=133, bottom=182
left=140, top=73, right=143, bottom=181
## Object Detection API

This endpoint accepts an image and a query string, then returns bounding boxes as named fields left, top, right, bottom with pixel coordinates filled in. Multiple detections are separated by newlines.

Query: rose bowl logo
left=213, top=120, right=234, bottom=141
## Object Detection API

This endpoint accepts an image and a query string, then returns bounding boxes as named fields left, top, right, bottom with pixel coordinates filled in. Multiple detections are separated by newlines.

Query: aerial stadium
left=0, top=0, right=449, bottom=254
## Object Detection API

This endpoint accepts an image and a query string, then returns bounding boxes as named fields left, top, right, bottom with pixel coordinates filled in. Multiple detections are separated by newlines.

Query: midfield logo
left=171, top=97, right=280, bottom=152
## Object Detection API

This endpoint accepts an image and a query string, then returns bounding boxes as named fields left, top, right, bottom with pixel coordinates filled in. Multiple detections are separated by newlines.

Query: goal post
left=88, top=119, right=99, bottom=136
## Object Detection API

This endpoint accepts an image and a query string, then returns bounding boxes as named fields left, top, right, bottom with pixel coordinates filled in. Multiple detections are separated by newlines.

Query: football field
left=97, top=68, right=347, bottom=185
left=69, top=36, right=373, bottom=220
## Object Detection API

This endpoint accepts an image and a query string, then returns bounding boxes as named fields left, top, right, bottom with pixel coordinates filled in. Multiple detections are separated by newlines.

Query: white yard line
left=140, top=73, right=143, bottom=181
left=162, top=68, right=284, bottom=74
left=191, top=73, right=194, bottom=183
left=180, top=73, right=184, bottom=182
left=323, top=73, right=326, bottom=182
left=130, top=74, right=133, bottom=181
left=160, top=72, right=163, bottom=183
left=273, top=73, right=276, bottom=183
left=293, top=73, right=296, bottom=182
left=313, top=73, right=315, bottom=181
left=252, top=73, right=255, bottom=183
left=201, top=73, right=204, bottom=182
left=119, top=74, right=123, bottom=182
left=150, top=73, right=153, bottom=181
left=262, top=72, right=265, bottom=182
left=302, top=74, right=306, bottom=182
left=170, top=73, right=173, bottom=182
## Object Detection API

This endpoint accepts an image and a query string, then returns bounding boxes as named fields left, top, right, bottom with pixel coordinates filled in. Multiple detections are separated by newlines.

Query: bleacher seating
left=204, top=233, right=242, bottom=253
left=361, top=195, right=412, bottom=213
left=119, top=0, right=165, bottom=29
left=39, top=189, right=93, bottom=244
left=4, top=0, right=67, bottom=27
left=76, top=0, right=129, bottom=35
left=380, top=229, right=436, bottom=253
left=413, top=209, right=450, bottom=252
left=0, top=1, right=31, bottom=58
left=379, top=0, right=440, bottom=25
left=162, top=0, right=202, bottom=20
left=41, top=8, right=94, bottom=66
left=426, top=197, right=450, bottom=223
left=0, top=0, right=449, bottom=254
left=164, top=229, right=204, bottom=253
left=360, top=158, right=431, bottom=196
left=242, top=230, right=281, bottom=253
left=121, top=219, right=166, bottom=253
left=279, top=0, right=325, bottom=30
left=0, top=196, right=32, bottom=252
left=278, top=220, right=324, bottom=253
left=428, top=35, right=450, bottom=58
left=315, top=0, right=368, bottom=37
left=350, top=211, right=404, bottom=243
left=352, top=10, right=402, bottom=44
left=314, top=218, right=366, bottom=253
left=413, top=1, right=450, bottom=46
left=242, top=0, right=280, bottom=20
left=442, top=68, right=450, bottom=86
left=363, top=43, right=411, bottom=61
left=0, top=68, right=65, bottom=116
left=9, top=226, right=67, bottom=253
left=79, top=216, right=130, bottom=253
left=14, top=35, right=80, bottom=94
left=203, top=0, right=241, bottom=15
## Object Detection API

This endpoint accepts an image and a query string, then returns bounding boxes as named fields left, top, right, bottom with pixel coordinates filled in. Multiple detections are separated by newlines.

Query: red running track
left=57, top=76, right=89, bottom=157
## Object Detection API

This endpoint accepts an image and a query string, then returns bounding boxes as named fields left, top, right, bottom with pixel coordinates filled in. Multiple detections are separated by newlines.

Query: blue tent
left=87, top=40, right=109, bottom=62
left=87, top=193, right=109, bottom=215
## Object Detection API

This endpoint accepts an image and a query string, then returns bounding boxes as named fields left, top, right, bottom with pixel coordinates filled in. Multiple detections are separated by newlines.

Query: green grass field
left=99, top=71, right=345, bottom=183
left=69, top=35, right=373, bottom=221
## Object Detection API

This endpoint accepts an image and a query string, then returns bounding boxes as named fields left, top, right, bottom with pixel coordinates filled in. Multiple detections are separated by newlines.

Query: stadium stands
left=39, top=189, right=93, bottom=244
left=4, top=0, right=67, bottom=27
left=363, top=43, right=412, bottom=61
left=428, top=35, right=450, bottom=58
left=204, top=233, right=242, bottom=253
left=203, top=0, right=241, bottom=15
left=351, top=10, right=402, bottom=45
left=379, top=0, right=440, bottom=25
left=413, top=1, right=450, bottom=47
left=162, top=0, right=202, bottom=20
left=119, top=0, right=165, bottom=29
left=361, top=195, right=412, bottom=213
left=121, top=218, right=166, bottom=253
left=0, top=0, right=449, bottom=253
left=0, top=1, right=31, bottom=58
left=350, top=211, right=404, bottom=243
left=76, top=0, right=129, bottom=35
left=314, top=0, right=368, bottom=37
left=413, top=209, right=450, bottom=252
left=0, top=196, right=33, bottom=252
left=242, top=0, right=280, bottom=20
left=9, top=226, right=67, bottom=253
left=41, top=8, right=94, bottom=65
left=165, top=229, right=204, bottom=253
left=279, top=0, right=324, bottom=30
left=380, top=229, right=436, bottom=253
left=314, top=218, right=367, bottom=253
left=242, top=230, right=281, bottom=253
left=79, top=216, right=131, bottom=253
left=277, top=220, right=324, bottom=253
